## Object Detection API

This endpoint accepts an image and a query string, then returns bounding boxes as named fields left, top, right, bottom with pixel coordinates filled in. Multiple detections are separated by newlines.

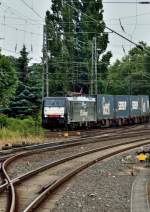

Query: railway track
left=0, top=124, right=150, bottom=211
left=0, top=127, right=149, bottom=182
left=0, top=124, right=148, bottom=161
left=22, top=140, right=150, bottom=212
left=2, top=138, right=150, bottom=212
left=44, top=124, right=144, bottom=139
left=0, top=126, right=150, bottom=170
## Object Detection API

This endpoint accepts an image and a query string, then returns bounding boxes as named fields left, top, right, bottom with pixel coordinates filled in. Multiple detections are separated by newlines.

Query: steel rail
left=2, top=159, right=16, bottom=212
left=23, top=140, right=150, bottom=212
left=1, top=135, right=150, bottom=211
left=0, top=128, right=150, bottom=191
left=1, top=129, right=150, bottom=178
left=0, top=124, right=142, bottom=153
left=0, top=180, right=8, bottom=192
left=2, top=130, right=150, bottom=186
left=0, top=124, right=147, bottom=157
left=0, top=125, right=148, bottom=211
left=11, top=136, right=150, bottom=185
left=1, top=128, right=150, bottom=160
left=44, top=124, right=143, bottom=139
left=0, top=130, right=148, bottom=167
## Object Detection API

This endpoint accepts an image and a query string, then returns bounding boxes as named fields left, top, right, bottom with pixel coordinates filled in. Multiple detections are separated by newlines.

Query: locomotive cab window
left=44, top=99, right=65, bottom=107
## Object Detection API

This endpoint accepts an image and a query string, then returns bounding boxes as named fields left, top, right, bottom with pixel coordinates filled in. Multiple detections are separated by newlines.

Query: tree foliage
left=8, top=46, right=42, bottom=116
left=0, top=52, right=18, bottom=109
left=45, top=0, right=111, bottom=95
left=17, top=45, right=30, bottom=83
left=107, top=42, right=150, bottom=95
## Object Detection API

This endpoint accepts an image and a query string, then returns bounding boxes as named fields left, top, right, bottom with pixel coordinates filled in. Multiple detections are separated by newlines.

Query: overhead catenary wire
left=0, top=15, right=43, bottom=23
left=0, top=0, right=44, bottom=58
left=105, top=11, right=150, bottom=21
left=2, top=11, right=150, bottom=24
left=131, top=0, right=138, bottom=36
left=64, top=1, right=144, bottom=51
left=1, top=15, right=150, bottom=26
left=0, top=1, right=46, bottom=66
left=103, top=1, right=150, bottom=3
left=105, top=23, right=150, bottom=26
left=1, top=0, right=149, bottom=67
left=1, top=46, right=41, bottom=57
left=71, top=0, right=150, bottom=3
left=45, top=1, right=150, bottom=94
left=20, top=0, right=44, bottom=21
left=0, top=22, right=43, bottom=36
left=0, top=2, right=148, bottom=45
left=0, top=0, right=42, bottom=23
left=1, top=50, right=41, bottom=64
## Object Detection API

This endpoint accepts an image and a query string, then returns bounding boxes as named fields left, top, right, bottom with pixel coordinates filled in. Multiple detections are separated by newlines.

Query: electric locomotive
left=42, top=97, right=66, bottom=128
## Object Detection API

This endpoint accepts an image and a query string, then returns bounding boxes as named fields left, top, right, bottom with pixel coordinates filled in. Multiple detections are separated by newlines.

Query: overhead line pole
left=43, top=25, right=49, bottom=97
left=91, top=39, right=94, bottom=95
left=94, top=37, right=98, bottom=95
left=45, top=26, right=49, bottom=97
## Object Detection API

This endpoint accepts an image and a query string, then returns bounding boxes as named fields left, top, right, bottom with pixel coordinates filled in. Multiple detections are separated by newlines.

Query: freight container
left=67, top=96, right=97, bottom=124
left=129, top=95, right=141, bottom=117
left=140, top=95, right=149, bottom=115
left=97, top=95, right=114, bottom=120
left=114, top=95, right=130, bottom=118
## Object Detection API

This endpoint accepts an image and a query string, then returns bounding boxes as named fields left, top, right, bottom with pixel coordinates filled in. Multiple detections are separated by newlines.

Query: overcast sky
left=0, top=0, right=150, bottom=64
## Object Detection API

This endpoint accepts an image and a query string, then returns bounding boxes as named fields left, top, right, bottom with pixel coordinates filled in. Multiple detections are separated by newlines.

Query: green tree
left=28, top=63, right=43, bottom=110
left=0, top=52, right=18, bottom=109
left=107, top=42, right=150, bottom=95
left=79, top=0, right=112, bottom=93
left=17, top=45, right=30, bottom=83
left=8, top=46, right=43, bottom=116
left=45, top=0, right=65, bottom=96
left=9, top=45, right=31, bottom=116
left=45, top=0, right=111, bottom=95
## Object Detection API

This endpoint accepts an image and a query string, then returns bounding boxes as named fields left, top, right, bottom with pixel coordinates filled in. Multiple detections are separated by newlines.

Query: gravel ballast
left=7, top=136, right=146, bottom=179
left=51, top=151, right=138, bottom=212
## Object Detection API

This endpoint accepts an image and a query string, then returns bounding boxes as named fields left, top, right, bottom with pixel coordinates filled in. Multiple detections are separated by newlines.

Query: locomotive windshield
left=44, top=98, right=65, bottom=107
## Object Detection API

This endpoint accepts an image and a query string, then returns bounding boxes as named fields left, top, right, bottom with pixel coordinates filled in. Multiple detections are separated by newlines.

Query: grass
left=0, top=115, right=44, bottom=146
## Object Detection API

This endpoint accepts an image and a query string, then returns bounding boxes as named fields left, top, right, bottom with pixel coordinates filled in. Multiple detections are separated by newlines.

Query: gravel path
left=51, top=151, right=138, bottom=212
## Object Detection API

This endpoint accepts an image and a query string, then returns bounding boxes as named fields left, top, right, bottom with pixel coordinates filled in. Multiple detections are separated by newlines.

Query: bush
left=0, top=114, right=9, bottom=128
left=0, top=114, right=43, bottom=139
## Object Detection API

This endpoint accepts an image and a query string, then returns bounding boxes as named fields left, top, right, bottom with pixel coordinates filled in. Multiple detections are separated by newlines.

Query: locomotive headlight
left=44, top=107, right=49, bottom=112
left=44, top=107, right=50, bottom=117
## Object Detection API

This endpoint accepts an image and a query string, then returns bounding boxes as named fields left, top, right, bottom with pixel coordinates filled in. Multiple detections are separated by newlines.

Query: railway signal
left=136, top=153, right=147, bottom=162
